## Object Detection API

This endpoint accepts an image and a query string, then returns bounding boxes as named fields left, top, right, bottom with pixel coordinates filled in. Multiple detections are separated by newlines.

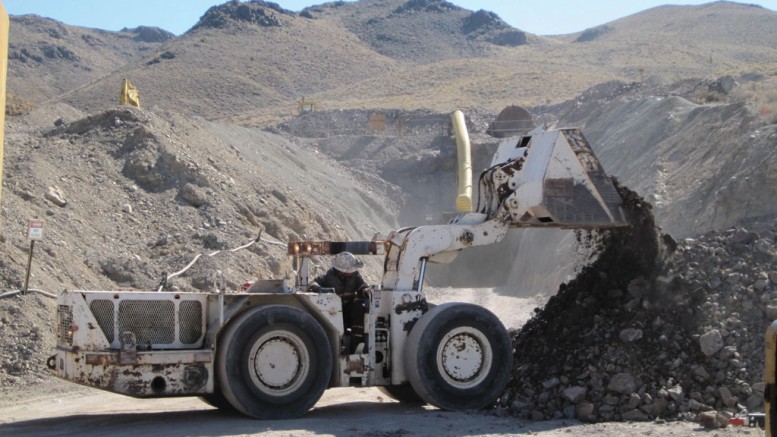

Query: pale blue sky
left=3, top=0, right=776, bottom=36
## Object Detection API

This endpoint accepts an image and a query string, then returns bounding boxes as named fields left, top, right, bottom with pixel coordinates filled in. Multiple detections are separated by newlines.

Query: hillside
left=6, top=1, right=777, bottom=124
left=56, top=1, right=402, bottom=123
left=301, top=0, right=538, bottom=63
left=554, top=79, right=777, bottom=237
left=7, top=15, right=172, bottom=104
left=0, top=102, right=398, bottom=293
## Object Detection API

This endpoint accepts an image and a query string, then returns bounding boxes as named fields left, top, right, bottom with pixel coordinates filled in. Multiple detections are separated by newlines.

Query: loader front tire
left=405, top=303, right=511, bottom=411
left=217, top=305, right=332, bottom=419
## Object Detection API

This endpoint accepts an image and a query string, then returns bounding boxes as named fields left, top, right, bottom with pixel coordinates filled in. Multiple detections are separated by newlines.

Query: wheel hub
left=440, top=332, right=484, bottom=382
left=250, top=337, right=301, bottom=390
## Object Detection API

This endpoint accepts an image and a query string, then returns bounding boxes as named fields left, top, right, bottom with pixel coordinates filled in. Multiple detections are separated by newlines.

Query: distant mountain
left=301, top=0, right=534, bottom=63
left=53, top=0, right=401, bottom=122
left=7, top=15, right=173, bottom=104
left=572, top=1, right=777, bottom=66
left=576, top=1, right=775, bottom=45
left=6, top=1, right=777, bottom=123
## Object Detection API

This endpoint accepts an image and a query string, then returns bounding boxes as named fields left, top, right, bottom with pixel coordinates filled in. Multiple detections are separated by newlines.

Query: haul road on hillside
left=47, top=111, right=628, bottom=419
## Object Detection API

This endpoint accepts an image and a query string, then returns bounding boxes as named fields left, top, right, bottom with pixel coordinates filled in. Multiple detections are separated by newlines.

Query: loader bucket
left=477, top=128, right=627, bottom=228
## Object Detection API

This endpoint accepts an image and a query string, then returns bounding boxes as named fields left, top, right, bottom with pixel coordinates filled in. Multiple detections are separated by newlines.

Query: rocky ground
left=0, top=293, right=54, bottom=394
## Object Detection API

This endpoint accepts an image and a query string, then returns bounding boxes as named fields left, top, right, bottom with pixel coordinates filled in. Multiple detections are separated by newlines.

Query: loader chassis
left=50, top=286, right=428, bottom=396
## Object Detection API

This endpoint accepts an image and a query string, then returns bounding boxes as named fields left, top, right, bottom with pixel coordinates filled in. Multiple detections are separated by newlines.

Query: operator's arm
left=307, top=272, right=329, bottom=292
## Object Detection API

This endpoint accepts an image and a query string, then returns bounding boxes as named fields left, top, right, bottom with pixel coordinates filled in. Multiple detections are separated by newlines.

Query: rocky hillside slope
left=549, top=77, right=777, bottom=237
left=505, top=186, right=776, bottom=425
left=0, top=102, right=398, bottom=295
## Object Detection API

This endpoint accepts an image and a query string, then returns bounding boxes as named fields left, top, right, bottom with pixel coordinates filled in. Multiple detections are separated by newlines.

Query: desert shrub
left=694, top=89, right=726, bottom=104
left=729, top=78, right=777, bottom=124
left=6, top=93, right=35, bottom=116
left=755, top=83, right=777, bottom=124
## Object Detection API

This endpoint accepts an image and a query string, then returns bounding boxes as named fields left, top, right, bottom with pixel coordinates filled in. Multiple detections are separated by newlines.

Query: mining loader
left=47, top=111, right=627, bottom=419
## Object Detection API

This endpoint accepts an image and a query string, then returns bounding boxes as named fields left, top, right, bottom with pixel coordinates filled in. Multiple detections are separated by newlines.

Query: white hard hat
left=333, top=252, right=364, bottom=273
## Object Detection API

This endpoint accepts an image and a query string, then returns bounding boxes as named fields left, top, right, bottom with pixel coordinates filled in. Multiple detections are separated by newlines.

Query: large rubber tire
left=216, top=305, right=333, bottom=419
left=377, top=384, right=425, bottom=404
left=405, top=302, right=512, bottom=411
left=199, top=390, right=239, bottom=413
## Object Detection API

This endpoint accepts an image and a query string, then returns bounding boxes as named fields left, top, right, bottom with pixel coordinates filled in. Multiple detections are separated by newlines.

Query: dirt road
left=0, top=381, right=757, bottom=437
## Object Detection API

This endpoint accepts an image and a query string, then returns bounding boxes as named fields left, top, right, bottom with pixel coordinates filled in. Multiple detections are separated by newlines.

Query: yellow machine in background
left=119, top=78, right=140, bottom=108
left=0, top=2, right=9, bottom=211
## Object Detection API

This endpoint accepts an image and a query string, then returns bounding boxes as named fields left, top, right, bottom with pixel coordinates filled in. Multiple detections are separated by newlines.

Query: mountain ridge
left=7, top=1, right=776, bottom=125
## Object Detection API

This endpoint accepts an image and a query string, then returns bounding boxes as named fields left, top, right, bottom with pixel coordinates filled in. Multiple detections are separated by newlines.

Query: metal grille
left=179, top=301, right=203, bottom=344
left=118, top=301, right=175, bottom=346
left=57, top=305, right=73, bottom=345
left=90, top=299, right=115, bottom=343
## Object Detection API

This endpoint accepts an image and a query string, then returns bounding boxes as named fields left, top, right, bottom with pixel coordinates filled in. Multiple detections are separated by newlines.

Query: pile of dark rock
left=501, top=183, right=774, bottom=428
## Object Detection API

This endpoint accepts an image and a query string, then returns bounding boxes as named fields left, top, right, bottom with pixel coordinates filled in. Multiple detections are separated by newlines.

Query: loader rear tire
left=405, top=303, right=511, bottom=411
left=217, top=305, right=332, bottom=419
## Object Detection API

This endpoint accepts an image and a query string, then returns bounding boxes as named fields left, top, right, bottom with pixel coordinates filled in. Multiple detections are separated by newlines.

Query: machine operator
left=308, top=252, right=369, bottom=354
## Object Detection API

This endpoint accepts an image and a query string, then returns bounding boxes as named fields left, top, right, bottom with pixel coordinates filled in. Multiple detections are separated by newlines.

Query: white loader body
left=50, top=125, right=626, bottom=419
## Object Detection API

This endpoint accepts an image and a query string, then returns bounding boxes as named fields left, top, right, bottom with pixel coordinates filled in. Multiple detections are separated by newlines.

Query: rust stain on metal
left=344, top=356, right=365, bottom=374
left=125, top=378, right=150, bottom=396
left=394, top=299, right=428, bottom=315
left=458, top=230, right=474, bottom=245
left=402, top=317, right=419, bottom=333
left=183, top=365, right=208, bottom=390
left=121, top=368, right=143, bottom=378
left=85, top=354, right=114, bottom=366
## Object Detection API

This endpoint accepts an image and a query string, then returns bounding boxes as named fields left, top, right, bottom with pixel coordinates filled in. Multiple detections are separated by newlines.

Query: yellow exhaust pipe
left=451, top=110, right=472, bottom=212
